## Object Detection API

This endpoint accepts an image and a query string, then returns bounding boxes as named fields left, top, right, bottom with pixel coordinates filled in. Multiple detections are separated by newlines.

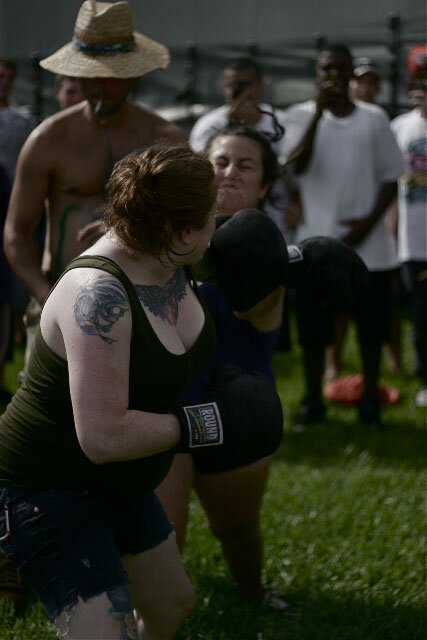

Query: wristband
left=286, top=244, right=308, bottom=288
left=180, top=402, right=223, bottom=448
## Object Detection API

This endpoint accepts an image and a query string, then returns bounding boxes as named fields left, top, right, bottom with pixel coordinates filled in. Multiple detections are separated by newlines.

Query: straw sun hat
left=40, top=0, right=170, bottom=79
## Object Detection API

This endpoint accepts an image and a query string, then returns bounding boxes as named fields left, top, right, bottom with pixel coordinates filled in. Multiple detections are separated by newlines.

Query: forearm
left=368, top=182, right=398, bottom=224
left=340, top=181, right=400, bottom=248
left=234, top=287, right=285, bottom=332
left=3, top=230, right=51, bottom=304
left=385, top=197, right=399, bottom=236
left=286, top=112, right=322, bottom=175
left=77, top=410, right=181, bottom=465
left=284, top=186, right=303, bottom=230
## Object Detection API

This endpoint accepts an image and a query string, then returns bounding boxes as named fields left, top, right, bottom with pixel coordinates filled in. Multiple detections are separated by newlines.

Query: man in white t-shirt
left=189, top=56, right=288, bottom=233
left=190, top=56, right=286, bottom=152
left=281, top=44, right=405, bottom=430
left=391, top=46, right=427, bottom=408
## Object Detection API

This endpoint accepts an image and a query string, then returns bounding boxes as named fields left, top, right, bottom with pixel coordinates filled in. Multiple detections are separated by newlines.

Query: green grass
left=1, top=316, right=426, bottom=639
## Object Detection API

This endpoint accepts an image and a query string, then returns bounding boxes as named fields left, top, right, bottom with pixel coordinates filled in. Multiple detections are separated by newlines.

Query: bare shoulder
left=23, top=103, right=87, bottom=155
left=131, top=102, right=187, bottom=144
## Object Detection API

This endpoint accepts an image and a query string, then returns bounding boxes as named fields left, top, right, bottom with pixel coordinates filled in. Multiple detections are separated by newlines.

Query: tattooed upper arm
left=73, top=274, right=130, bottom=343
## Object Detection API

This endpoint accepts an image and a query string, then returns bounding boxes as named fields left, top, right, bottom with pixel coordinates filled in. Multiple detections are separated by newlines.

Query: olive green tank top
left=0, top=256, right=216, bottom=496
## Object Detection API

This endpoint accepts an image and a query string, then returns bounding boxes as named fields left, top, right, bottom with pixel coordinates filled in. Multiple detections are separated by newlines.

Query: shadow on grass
left=1, top=585, right=424, bottom=640
left=176, top=576, right=426, bottom=640
left=1, top=570, right=425, bottom=640
left=275, top=417, right=427, bottom=470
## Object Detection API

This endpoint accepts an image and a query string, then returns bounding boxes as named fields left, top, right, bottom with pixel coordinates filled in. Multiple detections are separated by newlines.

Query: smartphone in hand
left=231, top=80, right=252, bottom=100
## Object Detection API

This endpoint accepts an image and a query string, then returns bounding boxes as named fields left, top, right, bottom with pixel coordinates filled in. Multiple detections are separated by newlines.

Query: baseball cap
left=353, top=57, right=380, bottom=79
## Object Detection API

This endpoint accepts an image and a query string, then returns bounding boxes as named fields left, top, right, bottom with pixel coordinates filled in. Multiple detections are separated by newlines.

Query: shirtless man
left=4, top=0, right=184, bottom=314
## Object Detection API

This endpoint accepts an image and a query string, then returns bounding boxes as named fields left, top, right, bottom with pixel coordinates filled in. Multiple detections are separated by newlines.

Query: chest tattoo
left=74, top=275, right=129, bottom=343
left=133, top=269, right=187, bottom=326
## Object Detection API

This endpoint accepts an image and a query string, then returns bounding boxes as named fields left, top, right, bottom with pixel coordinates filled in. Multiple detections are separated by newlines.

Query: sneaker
left=293, top=397, right=326, bottom=433
left=415, top=387, right=427, bottom=408
left=262, top=590, right=298, bottom=616
left=358, top=392, right=382, bottom=430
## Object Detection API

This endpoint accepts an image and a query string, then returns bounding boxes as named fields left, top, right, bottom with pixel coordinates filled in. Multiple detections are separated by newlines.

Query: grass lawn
left=0, top=315, right=426, bottom=639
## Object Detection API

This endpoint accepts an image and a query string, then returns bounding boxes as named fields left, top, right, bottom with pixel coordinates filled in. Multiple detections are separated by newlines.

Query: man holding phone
left=190, top=57, right=287, bottom=233
left=190, top=56, right=285, bottom=152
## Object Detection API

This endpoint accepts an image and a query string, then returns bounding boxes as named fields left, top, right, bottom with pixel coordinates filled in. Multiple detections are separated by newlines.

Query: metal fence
left=4, top=7, right=426, bottom=130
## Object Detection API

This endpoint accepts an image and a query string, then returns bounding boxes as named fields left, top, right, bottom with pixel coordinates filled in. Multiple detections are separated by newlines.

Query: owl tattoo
left=74, top=275, right=129, bottom=343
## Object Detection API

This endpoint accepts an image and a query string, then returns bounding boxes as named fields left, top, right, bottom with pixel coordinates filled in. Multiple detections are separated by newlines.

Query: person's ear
left=179, top=228, right=195, bottom=247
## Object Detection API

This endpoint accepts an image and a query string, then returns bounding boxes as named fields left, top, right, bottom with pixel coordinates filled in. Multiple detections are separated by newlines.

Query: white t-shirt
left=280, top=100, right=405, bottom=271
left=391, top=108, right=427, bottom=262
left=189, top=103, right=285, bottom=153
left=189, top=104, right=288, bottom=233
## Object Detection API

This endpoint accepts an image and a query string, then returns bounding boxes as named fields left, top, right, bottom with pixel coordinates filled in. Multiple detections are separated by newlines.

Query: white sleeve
left=189, top=107, right=229, bottom=152
left=189, top=119, right=215, bottom=152
left=373, top=110, right=406, bottom=182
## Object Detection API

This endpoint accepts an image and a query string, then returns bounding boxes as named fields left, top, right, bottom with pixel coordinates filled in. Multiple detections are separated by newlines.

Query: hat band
left=72, top=36, right=136, bottom=55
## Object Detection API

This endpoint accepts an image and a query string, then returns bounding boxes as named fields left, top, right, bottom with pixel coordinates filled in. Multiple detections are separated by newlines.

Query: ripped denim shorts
left=0, top=486, right=172, bottom=621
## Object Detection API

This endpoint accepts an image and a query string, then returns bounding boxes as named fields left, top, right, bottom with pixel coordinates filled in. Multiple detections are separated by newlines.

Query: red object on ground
left=323, top=374, right=400, bottom=406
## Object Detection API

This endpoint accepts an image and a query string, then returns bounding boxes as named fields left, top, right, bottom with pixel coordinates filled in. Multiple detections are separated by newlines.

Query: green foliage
left=0, top=316, right=426, bottom=639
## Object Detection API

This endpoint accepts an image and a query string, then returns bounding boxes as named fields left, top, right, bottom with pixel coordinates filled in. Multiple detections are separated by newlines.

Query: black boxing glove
left=286, top=236, right=370, bottom=311
left=192, top=209, right=289, bottom=312
left=174, top=364, right=283, bottom=462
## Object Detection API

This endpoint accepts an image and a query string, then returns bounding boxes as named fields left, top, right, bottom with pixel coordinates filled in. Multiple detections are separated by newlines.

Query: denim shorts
left=0, top=486, right=173, bottom=620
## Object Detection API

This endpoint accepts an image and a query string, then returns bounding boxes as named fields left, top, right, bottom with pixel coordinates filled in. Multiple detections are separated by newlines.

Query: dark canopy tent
left=0, top=0, right=425, bottom=122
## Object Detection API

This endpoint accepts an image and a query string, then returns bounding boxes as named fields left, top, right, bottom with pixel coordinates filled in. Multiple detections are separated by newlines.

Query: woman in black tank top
left=0, top=143, right=218, bottom=638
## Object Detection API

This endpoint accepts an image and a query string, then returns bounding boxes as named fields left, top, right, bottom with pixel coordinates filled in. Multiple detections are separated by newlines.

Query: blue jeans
left=0, top=487, right=172, bottom=620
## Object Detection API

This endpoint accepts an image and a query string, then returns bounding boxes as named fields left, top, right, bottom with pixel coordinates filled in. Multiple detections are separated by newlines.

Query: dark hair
left=104, top=141, right=216, bottom=259
left=318, top=43, right=354, bottom=68
left=54, top=74, right=78, bottom=86
left=223, top=56, right=262, bottom=81
left=0, top=58, right=17, bottom=75
left=205, top=125, right=280, bottom=191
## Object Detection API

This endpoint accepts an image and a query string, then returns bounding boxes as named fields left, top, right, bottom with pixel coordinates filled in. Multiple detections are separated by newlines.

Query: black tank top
left=0, top=256, right=216, bottom=496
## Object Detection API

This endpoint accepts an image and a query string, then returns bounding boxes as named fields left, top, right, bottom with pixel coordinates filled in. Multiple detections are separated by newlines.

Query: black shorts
left=192, top=448, right=267, bottom=474
left=0, top=487, right=173, bottom=621
left=295, top=269, right=400, bottom=349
